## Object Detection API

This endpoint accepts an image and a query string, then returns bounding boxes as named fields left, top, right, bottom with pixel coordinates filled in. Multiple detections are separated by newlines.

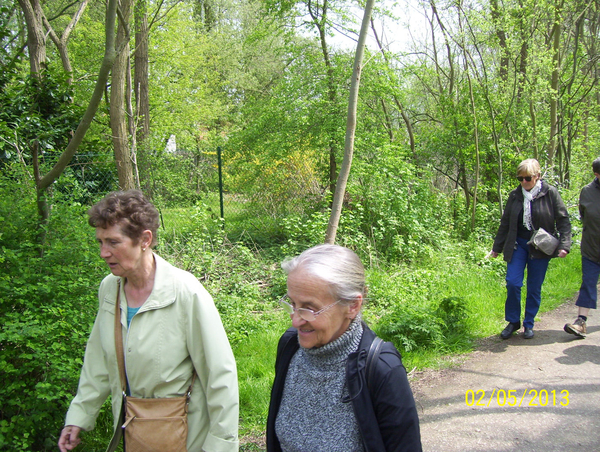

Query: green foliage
left=141, top=145, right=212, bottom=208
left=377, top=305, right=447, bottom=352
left=342, top=150, right=452, bottom=263
left=0, top=179, right=107, bottom=451
left=0, top=67, right=82, bottom=167
left=161, top=222, right=285, bottom=346
left=279, top=210, right=330, bottom=257
left=53, top=145, right=118, bottom=204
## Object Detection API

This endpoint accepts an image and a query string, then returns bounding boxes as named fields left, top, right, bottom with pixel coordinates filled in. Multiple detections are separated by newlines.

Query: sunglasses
left=517, top=176, right=533, bottom=182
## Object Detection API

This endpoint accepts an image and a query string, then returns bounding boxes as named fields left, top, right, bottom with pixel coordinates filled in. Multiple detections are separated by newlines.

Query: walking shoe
left=500, top=322, right=521, bottom=339
left=564, top=317, right=587, bottom=338
left=523, top=327, right=534, bottom=339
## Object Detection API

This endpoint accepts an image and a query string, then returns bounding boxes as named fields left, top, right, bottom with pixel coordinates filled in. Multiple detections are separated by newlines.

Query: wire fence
left=59, top=146, right=327, bottom=247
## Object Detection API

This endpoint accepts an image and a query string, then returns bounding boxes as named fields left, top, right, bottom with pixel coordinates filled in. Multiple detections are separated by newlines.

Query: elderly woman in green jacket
left=58, top=190, right=239, bottom=452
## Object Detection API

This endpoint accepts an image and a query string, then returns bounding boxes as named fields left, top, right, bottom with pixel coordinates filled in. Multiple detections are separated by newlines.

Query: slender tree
left=325, top=0, right=375, bottom=243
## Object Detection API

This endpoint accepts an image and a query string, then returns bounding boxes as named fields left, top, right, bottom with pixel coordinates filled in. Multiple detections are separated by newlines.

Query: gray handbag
left=527, top=227, right=560, bottom=255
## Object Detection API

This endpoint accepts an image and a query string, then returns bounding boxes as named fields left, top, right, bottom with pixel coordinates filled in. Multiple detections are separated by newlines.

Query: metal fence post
left=217, top=146, right=225, bottom=226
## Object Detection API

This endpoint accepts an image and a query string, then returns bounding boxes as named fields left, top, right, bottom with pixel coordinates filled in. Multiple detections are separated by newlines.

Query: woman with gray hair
left=266, top=244, right=422, bottom=452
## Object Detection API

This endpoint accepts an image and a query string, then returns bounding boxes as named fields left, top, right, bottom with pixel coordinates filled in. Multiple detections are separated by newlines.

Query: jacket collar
left=126, top=253, right=177, bottom=312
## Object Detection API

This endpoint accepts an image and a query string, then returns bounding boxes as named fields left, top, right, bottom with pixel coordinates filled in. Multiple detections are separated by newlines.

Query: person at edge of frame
left=564, top=157, right=600, bottom=338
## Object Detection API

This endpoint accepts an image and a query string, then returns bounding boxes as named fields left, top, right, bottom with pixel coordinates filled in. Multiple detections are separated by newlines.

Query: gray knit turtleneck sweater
left=275, top=319, right=365, bottom=452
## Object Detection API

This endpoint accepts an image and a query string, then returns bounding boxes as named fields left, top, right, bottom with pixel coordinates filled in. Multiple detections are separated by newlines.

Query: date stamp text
left=465, top=389, right=569, bottom=407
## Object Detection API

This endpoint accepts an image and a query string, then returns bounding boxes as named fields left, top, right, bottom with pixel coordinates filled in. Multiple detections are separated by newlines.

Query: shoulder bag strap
left=365, top=336, right=383, bottom=391
left=114, top=279, right=127, bottom=393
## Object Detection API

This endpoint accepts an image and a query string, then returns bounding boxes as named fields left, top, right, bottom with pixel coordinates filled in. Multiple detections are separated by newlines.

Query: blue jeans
left=505, top=237, right=551, bottom=328
left=575, top=256, right=600, bottom=310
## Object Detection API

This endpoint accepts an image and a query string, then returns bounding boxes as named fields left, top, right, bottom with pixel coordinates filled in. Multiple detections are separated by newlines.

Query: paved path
left=410, top=301, right=600, bottom=452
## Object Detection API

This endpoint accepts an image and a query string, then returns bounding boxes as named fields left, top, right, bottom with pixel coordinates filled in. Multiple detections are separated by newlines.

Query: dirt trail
left=410, top=300, right=600, bottom=452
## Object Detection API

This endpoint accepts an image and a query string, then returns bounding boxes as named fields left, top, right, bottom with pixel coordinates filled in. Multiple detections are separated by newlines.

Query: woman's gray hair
left=281, top=244, right=366, bottom=305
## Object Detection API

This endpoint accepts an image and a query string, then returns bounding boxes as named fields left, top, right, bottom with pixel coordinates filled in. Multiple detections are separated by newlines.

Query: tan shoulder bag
left=114, top=280, right=195, bottom=452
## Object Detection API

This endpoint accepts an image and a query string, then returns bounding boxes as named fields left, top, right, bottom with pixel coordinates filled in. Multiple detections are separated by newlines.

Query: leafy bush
left=377, top=305, right=446, bottom=352
left=0, top=67, right=83, bottom=171
left=161, top=229, right=285, bottom=347
left=279, top=210, right=330, bottom=257
left=0, top=183, right=107, bottom=451
left=346, top=149, right=452, bottom=264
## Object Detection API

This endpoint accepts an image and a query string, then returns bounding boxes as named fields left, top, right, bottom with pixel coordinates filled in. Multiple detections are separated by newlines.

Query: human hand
left=58, top=425, right=81, bottom=452
left=558, top=249, right=568, bottom=258
left=488, top=250, right=499, bottom=258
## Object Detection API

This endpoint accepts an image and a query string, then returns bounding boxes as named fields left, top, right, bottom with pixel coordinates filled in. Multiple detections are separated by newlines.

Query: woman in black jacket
left=490, top=159, right=571, bottom=339
left=266, top=244, right=421, bottom=452
left=564, top=157, right=600, bottom=337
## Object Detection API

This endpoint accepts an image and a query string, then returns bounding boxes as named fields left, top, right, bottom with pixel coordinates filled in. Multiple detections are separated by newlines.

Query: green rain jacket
left=65, top=253, right=239, bottom=452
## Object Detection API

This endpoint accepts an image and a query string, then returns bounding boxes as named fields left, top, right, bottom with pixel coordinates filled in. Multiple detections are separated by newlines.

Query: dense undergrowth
left=0, top=174, right=583, bottom=451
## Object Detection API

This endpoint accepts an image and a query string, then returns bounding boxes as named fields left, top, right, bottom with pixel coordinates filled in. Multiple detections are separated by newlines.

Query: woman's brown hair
left=88, top=190, right=160, bottom=246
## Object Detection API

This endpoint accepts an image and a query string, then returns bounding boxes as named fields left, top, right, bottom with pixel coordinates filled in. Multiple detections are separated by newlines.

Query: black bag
left=528, top=228, right=559, bottom=255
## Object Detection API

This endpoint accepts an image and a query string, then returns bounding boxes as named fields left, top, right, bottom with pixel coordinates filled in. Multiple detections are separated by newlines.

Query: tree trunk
left=110, top=0, right=135, bottom=190
left=547, top=0, right=563, bottom=168
left=325, top=0, right=375, bottom=244
left=38, top=0, right=119, bottom=192
left=20, top=0, right=120, bottom=245
left=490, top=0, right=509, bottom=80
left=466, top=64, right=480, bottom=233
left=370, top=19, right=416, bottom=155
left=308, top=0, right=339, bottom=195
left=17, top=0, right=47, bottom=237
left=17, top=0, right=46, bottom=76
left=135, top=0, right=150, bottom=143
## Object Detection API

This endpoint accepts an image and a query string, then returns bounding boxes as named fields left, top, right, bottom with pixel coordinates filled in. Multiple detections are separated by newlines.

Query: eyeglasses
left=279, top=294, right=341, bottom=322
left=517, top=176, right=533, bottom=182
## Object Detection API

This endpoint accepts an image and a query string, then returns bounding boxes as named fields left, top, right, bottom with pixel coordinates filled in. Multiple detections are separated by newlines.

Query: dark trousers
left=575, top=255, right=600, bottom=310
left=505, top=237, right=550, bottom=328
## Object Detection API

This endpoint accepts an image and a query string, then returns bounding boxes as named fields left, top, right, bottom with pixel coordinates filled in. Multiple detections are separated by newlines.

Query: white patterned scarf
left=522, top=180, right=542, bottom=231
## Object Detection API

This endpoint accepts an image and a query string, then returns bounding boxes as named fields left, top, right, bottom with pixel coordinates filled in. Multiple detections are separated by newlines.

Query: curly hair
left=88, top=190, right=160, bottom=246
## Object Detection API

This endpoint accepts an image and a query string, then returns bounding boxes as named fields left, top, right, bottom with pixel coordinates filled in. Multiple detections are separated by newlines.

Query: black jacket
left=493, top=181, right=571, bottom=262
left=266, top=325, right=422, bottom=452
left=580, top=178, right=600, bottom=263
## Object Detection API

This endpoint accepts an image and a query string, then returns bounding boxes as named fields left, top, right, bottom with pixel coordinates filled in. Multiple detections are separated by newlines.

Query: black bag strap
left=365, top=336, right=383, bottom=391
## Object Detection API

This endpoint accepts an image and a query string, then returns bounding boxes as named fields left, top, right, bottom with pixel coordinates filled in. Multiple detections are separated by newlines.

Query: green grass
left=234, top=318, right=288, bottom=438
left=368, top=244, right=582, bottom=371
left=158, top=198, right=285, bottom=251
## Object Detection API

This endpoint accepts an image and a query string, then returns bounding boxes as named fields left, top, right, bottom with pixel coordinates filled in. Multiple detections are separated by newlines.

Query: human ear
left=347, top=294, right=363, bottom=319
left=141, top=230, right=153, bottom=250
